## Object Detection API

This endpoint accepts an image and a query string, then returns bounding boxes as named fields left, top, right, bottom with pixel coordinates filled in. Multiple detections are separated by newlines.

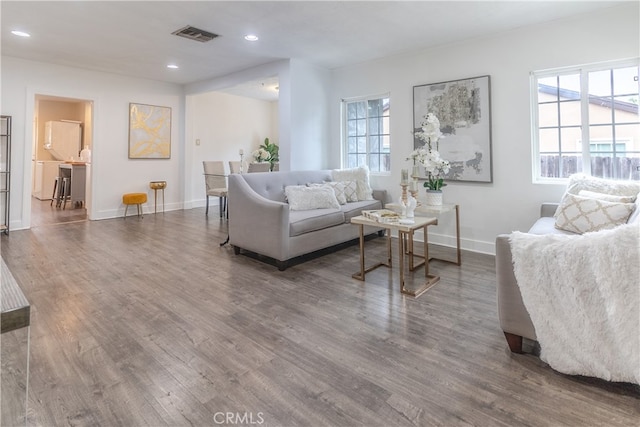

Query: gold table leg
left=400, top=225, right=440, bottom=298
left=352, top=225, right=390, bottom=281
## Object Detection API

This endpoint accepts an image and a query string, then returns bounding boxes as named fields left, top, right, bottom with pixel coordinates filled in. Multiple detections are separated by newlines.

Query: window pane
left=538, top=103, right=558, bottom=127
left=559, top=101, right=581, bottom=126
left=540, top=155, right=560, bottom=178
left=538, top=77, right=558, bottom=101
left=357, top=154, right=367, bottom=167
left=356, top=119, right=366, bottom=136
left=347, top=119, right=357, bottom=136
left=347, top=103, right=358, bottom=120
left=381, top=153, right=390, bottom=172
left=539, top=128, right=560, bottom=153
left=589, top=70, right=612, bottom=97
left=613, top=96, right=639, bottom=124
left=589, top=99, right=613, bottom=125
left=618, top=154, right=640, bottom=180
left=348, top=154, right=358, bottom=168
left=614, top=123, right=638, bottom=149
left=382, top=135, right=390, bottom=151
left=347, top=136, right=357, bottom=154
left=356, top=102, right=366, bottom=119
left=369, top=117, right=380, bottom=134
left=382, top=98, right=390, bottom=117
left=589, top=124, right=613, bottom=147
left=559, top=74, right=581, bottom=95
left=560, top=154, right=582, bottom=178
left=357, top=137, right=366, bottom=153
left=591, top=155, right=616, bottom=179
left=369, top=136, right=380, bottom=153
left=560, top=127, right=582, bottom=152
left=368, top=99, right=382, bottom=116
left=613, top=66, right=639, bottom=96
left=369, top=154, right=380, bottom=172
left=382, top=116, right=390, bottom=134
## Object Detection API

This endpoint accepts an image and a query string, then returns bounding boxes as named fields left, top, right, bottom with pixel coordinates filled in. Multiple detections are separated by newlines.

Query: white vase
left=425, top=190, right=443, bottom=206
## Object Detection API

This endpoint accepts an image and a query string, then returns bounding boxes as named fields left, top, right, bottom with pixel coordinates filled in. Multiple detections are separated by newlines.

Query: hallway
left=30, top=197, right=86, bottom=228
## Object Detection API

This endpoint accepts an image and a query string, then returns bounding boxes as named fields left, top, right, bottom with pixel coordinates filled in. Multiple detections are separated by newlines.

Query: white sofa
left=228, top=170, right=386, bottom=270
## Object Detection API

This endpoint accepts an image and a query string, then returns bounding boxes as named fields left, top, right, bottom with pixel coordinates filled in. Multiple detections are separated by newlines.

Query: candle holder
left=401, top=183, right=408, bottom=205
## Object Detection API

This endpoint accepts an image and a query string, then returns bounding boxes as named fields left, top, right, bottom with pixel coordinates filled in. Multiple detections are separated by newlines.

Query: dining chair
left=247, top=162, right=271, bottom=173
left=202, top=161, right=228, bottom=217
left=228, top=160, right=248, bottom=174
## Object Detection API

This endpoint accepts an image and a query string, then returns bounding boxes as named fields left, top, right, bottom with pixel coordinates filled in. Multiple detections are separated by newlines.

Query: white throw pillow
left=554, top=193, right=635, bottom=234
left=308, top=182, right=347, bottom=205
left=340, top=180, right=358, bottom=202
left=332, top=166, right=374, bottom=201
left=578, top=190, right=636, bottom=203
left=566, top=174, right=640, bottom=198
left=284, top=185, right=340, bottom=211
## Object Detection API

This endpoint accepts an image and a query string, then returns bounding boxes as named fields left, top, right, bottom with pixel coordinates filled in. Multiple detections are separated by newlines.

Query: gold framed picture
left=128, top=103, right=171, bottom=159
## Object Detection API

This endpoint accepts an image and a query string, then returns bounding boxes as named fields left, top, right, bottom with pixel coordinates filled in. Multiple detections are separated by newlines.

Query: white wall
left=330, top=3, right=639, bottom=254
left=1, top=56, right=184, bottom=229
left=289, top=59, right=331, bottom=170
left=187, top=91, right=277, bottom=207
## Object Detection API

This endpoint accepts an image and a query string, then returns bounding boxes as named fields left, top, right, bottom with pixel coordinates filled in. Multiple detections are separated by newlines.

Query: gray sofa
left=496, top=174, right=640, bottom=353
left=228, top=170, right=385, bottom=270
left=495, top=203, right=569, bottom=352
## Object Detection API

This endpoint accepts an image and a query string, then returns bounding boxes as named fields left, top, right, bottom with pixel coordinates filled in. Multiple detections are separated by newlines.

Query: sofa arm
left=372, top=189, right=388, bottom=204
left=540, top=203, right=559, bottom=218
left=496, top=234, right=537, bottom=348
left=228, top=174, right=290, bottom=261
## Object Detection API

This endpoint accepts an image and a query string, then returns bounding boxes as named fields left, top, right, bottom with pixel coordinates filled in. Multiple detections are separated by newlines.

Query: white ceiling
left=1, top=1, right=627, bottom=99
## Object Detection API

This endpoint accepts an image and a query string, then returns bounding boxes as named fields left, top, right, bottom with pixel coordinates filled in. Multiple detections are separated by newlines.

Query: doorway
left=30, top=95, right=93, bottom=228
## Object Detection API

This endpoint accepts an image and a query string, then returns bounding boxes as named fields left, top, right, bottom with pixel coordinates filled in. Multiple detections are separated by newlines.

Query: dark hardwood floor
left=1, top=208, right=638, bottom=426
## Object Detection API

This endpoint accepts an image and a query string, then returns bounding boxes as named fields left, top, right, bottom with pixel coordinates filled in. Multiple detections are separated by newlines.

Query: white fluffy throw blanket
left=510, top=224, right=640, bottom=384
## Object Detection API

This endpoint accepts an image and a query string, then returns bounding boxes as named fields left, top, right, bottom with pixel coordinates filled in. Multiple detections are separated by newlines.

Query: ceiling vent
left=172, top=25, right=219, bottom=43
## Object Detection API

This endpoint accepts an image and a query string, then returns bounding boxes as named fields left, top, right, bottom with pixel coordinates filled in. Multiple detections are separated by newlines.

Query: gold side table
left=149, top=181, right=167, bottom=214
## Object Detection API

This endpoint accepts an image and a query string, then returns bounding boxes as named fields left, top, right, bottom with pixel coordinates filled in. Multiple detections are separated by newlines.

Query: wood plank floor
left=1, top=208, right=638, bottom=426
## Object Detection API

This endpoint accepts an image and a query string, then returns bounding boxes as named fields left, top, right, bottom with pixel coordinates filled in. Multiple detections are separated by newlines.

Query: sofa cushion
left=341, top=199, right=383, bottom=223
left=528, top=217, right=576, bottom=235
left=285, top=185, right=340, bottom=211
left=554, top=193, right=635, bottom=234
left=289, top=209, right=345, bottom=237
left=332, top=166, right=374, bottom=201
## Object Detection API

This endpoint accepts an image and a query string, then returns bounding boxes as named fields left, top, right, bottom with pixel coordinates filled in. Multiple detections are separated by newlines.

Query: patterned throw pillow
left=340, top=180, right=358, bottom=202
left=284, top=186, right=340, bottom=211
left=331, top=166, right=374, bottom=201
left=578, top=190, right=636, bottom=203
left=308, top=182, right=347, bottom=205
left=554, top=193, right=635, bottom=234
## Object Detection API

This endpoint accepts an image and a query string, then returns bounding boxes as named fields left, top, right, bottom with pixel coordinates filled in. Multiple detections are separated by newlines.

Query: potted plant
left=260, top=138, right=279, bottom=171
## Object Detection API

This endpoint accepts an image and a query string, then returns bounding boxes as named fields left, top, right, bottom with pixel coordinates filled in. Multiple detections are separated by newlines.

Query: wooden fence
left=540, top=155, right=640, bottom=180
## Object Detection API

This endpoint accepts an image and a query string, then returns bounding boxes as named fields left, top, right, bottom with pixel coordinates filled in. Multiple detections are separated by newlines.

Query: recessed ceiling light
left=244, top=34, right=259, bottom=42
left=11, top=30, right=30, bottom=37
left=167, top=64, right=179, bottom=69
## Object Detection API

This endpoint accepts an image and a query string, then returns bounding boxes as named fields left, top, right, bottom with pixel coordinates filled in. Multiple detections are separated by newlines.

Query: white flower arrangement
left=409, top=113, right=450, bottom=191
left=252, top=148, right=271, bottom=163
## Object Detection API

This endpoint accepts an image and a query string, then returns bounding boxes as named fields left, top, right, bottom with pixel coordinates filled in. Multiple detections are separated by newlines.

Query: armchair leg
left=503, top=332, right=524, bottom=353
left=206, top=195, right=209, bottom=216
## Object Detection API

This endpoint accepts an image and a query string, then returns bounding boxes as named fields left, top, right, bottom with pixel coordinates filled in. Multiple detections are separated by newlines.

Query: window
left=343, top=95, right=390, bottom=173
left=531, top=59, right=639, bottom=181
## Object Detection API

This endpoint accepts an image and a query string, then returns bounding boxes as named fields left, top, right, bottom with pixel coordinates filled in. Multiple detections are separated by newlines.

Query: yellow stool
left=123, top=193, right=147, bottom=218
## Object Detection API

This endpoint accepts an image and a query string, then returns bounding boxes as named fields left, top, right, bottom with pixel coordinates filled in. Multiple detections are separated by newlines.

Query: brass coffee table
left=351, top=215, right=439, bottom=298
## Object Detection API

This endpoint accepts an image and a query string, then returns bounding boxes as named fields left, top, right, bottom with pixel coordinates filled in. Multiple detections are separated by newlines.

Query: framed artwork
left=413, top=75, right=492, bottom=183
left=128, top=103, right=171, bottom=159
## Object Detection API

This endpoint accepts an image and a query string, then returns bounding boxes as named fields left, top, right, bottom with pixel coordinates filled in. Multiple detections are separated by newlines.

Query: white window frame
left=530, top=58, right=640, bottom=183
left=341, top=93, right=391, bottom=174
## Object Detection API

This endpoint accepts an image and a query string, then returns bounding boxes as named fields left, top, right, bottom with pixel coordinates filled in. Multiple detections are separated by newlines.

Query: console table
left=351, top=215, right=439, bottom=298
